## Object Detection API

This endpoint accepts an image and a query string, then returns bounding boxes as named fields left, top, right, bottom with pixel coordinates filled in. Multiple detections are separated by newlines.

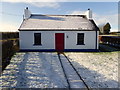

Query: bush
left=2, top=32, right=19, bottom=40
left=1, top=32, right=19, bottom=71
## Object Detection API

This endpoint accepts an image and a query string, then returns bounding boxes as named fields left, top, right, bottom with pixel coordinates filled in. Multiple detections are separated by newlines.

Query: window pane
left=77, top=33, right=84, bottom=45
left=34, top=33, right=41, bottom=45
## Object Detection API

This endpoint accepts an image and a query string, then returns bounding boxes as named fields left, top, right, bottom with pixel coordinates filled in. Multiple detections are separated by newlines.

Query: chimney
left=85, top=8, right=92, bottom=19
left=24, top=7, right=31, bottom=19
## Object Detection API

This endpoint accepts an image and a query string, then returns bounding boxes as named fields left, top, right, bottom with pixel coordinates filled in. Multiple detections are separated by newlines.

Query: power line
left=0, top=11, right=23, bottom=17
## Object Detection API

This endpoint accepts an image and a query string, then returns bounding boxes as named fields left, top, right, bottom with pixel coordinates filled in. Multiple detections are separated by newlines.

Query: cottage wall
left=19, top=31, right=99, bottom=51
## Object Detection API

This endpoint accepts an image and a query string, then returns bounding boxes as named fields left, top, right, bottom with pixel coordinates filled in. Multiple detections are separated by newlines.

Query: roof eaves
left=19, top=28, right=95, bottom=31
left=89, top=19, right=100, bottom=31
left=18, top=19, right=26, bottom=31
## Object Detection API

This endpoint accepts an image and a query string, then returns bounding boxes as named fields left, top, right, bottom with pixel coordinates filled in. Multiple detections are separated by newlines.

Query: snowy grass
left=0, top=52, right=119, bottom=88
left=65, top=52, right=118, bottom=88
left=0, top=52, right=67, bottom=88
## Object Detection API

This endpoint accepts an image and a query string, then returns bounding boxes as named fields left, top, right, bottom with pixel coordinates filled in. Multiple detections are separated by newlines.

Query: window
left=77, top=33, right=84, bottom=45
left=34, top=33, right=41, bottom=45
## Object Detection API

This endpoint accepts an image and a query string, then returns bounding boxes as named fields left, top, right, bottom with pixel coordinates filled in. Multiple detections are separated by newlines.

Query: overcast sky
left=0, top=0, right=119, bottom=32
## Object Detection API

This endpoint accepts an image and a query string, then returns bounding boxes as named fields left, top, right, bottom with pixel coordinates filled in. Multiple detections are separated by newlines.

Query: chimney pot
left=88, top=8, right=90, bottom=10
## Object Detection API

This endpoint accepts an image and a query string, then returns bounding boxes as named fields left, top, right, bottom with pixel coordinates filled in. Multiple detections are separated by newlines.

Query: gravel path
left=65, top=52, right=119, bottom=88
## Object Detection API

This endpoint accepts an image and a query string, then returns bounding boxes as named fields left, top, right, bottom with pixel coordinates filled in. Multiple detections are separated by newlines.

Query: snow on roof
left=19, top=14, right=98, bottom=31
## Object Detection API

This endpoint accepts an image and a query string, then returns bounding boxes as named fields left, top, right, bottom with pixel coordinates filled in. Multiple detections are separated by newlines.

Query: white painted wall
left=19, top=31, right=99, bottom=50
left=65, top=31, right=98, bottom=49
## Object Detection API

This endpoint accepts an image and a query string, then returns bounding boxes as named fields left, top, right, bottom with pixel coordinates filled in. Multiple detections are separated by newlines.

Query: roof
left=19, top=14, right=99, bottom=31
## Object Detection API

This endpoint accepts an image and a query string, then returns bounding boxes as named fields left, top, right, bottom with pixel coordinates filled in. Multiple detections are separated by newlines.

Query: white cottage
left=19, top=8, right=99, bottom=52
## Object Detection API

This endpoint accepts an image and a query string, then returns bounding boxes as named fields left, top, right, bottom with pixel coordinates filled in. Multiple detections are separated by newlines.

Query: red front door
left=55, top=33, right=64, bottom=51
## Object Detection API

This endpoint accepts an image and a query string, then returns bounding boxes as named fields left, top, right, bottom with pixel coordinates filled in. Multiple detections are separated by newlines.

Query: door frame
left=55, top=33, right=64, bottom=51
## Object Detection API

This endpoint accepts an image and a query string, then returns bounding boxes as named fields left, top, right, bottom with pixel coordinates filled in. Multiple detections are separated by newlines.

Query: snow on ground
left=59, top=54, right=87, bottom=88
left=0, top=52, right=67, bottom=88
left=0, top=52, right=119, bottom=88
left=65, top=52, right=118, bottom=88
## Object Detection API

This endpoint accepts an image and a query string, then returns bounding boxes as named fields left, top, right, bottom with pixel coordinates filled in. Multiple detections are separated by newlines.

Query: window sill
left=33, top=44, right=42, bottom=46
left=76, top=44, right=85, bottom=45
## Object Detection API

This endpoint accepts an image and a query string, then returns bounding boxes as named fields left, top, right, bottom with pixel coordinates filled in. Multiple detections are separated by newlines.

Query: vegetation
left=99, top=43, right=120, bottom=52
left=103, top=23, right=111, bottom=34
left=1, top=32, right=19, bottom=72
left=99, top=22, right=111, bottom=35
left=2, top=32, right=19, bottom=40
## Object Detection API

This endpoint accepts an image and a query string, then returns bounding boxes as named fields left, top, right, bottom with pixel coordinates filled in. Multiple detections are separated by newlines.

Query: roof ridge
left=31, top=14, right=86, bottom=17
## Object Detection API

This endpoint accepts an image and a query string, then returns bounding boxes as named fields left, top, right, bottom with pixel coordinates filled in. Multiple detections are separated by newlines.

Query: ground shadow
left=99, top=43, right=120, bottom=52
left=1, top=52, right=119, bottom=89
left=68, top=58, right=119, bottom=89
left=1, top=52, right=68, bottom=88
